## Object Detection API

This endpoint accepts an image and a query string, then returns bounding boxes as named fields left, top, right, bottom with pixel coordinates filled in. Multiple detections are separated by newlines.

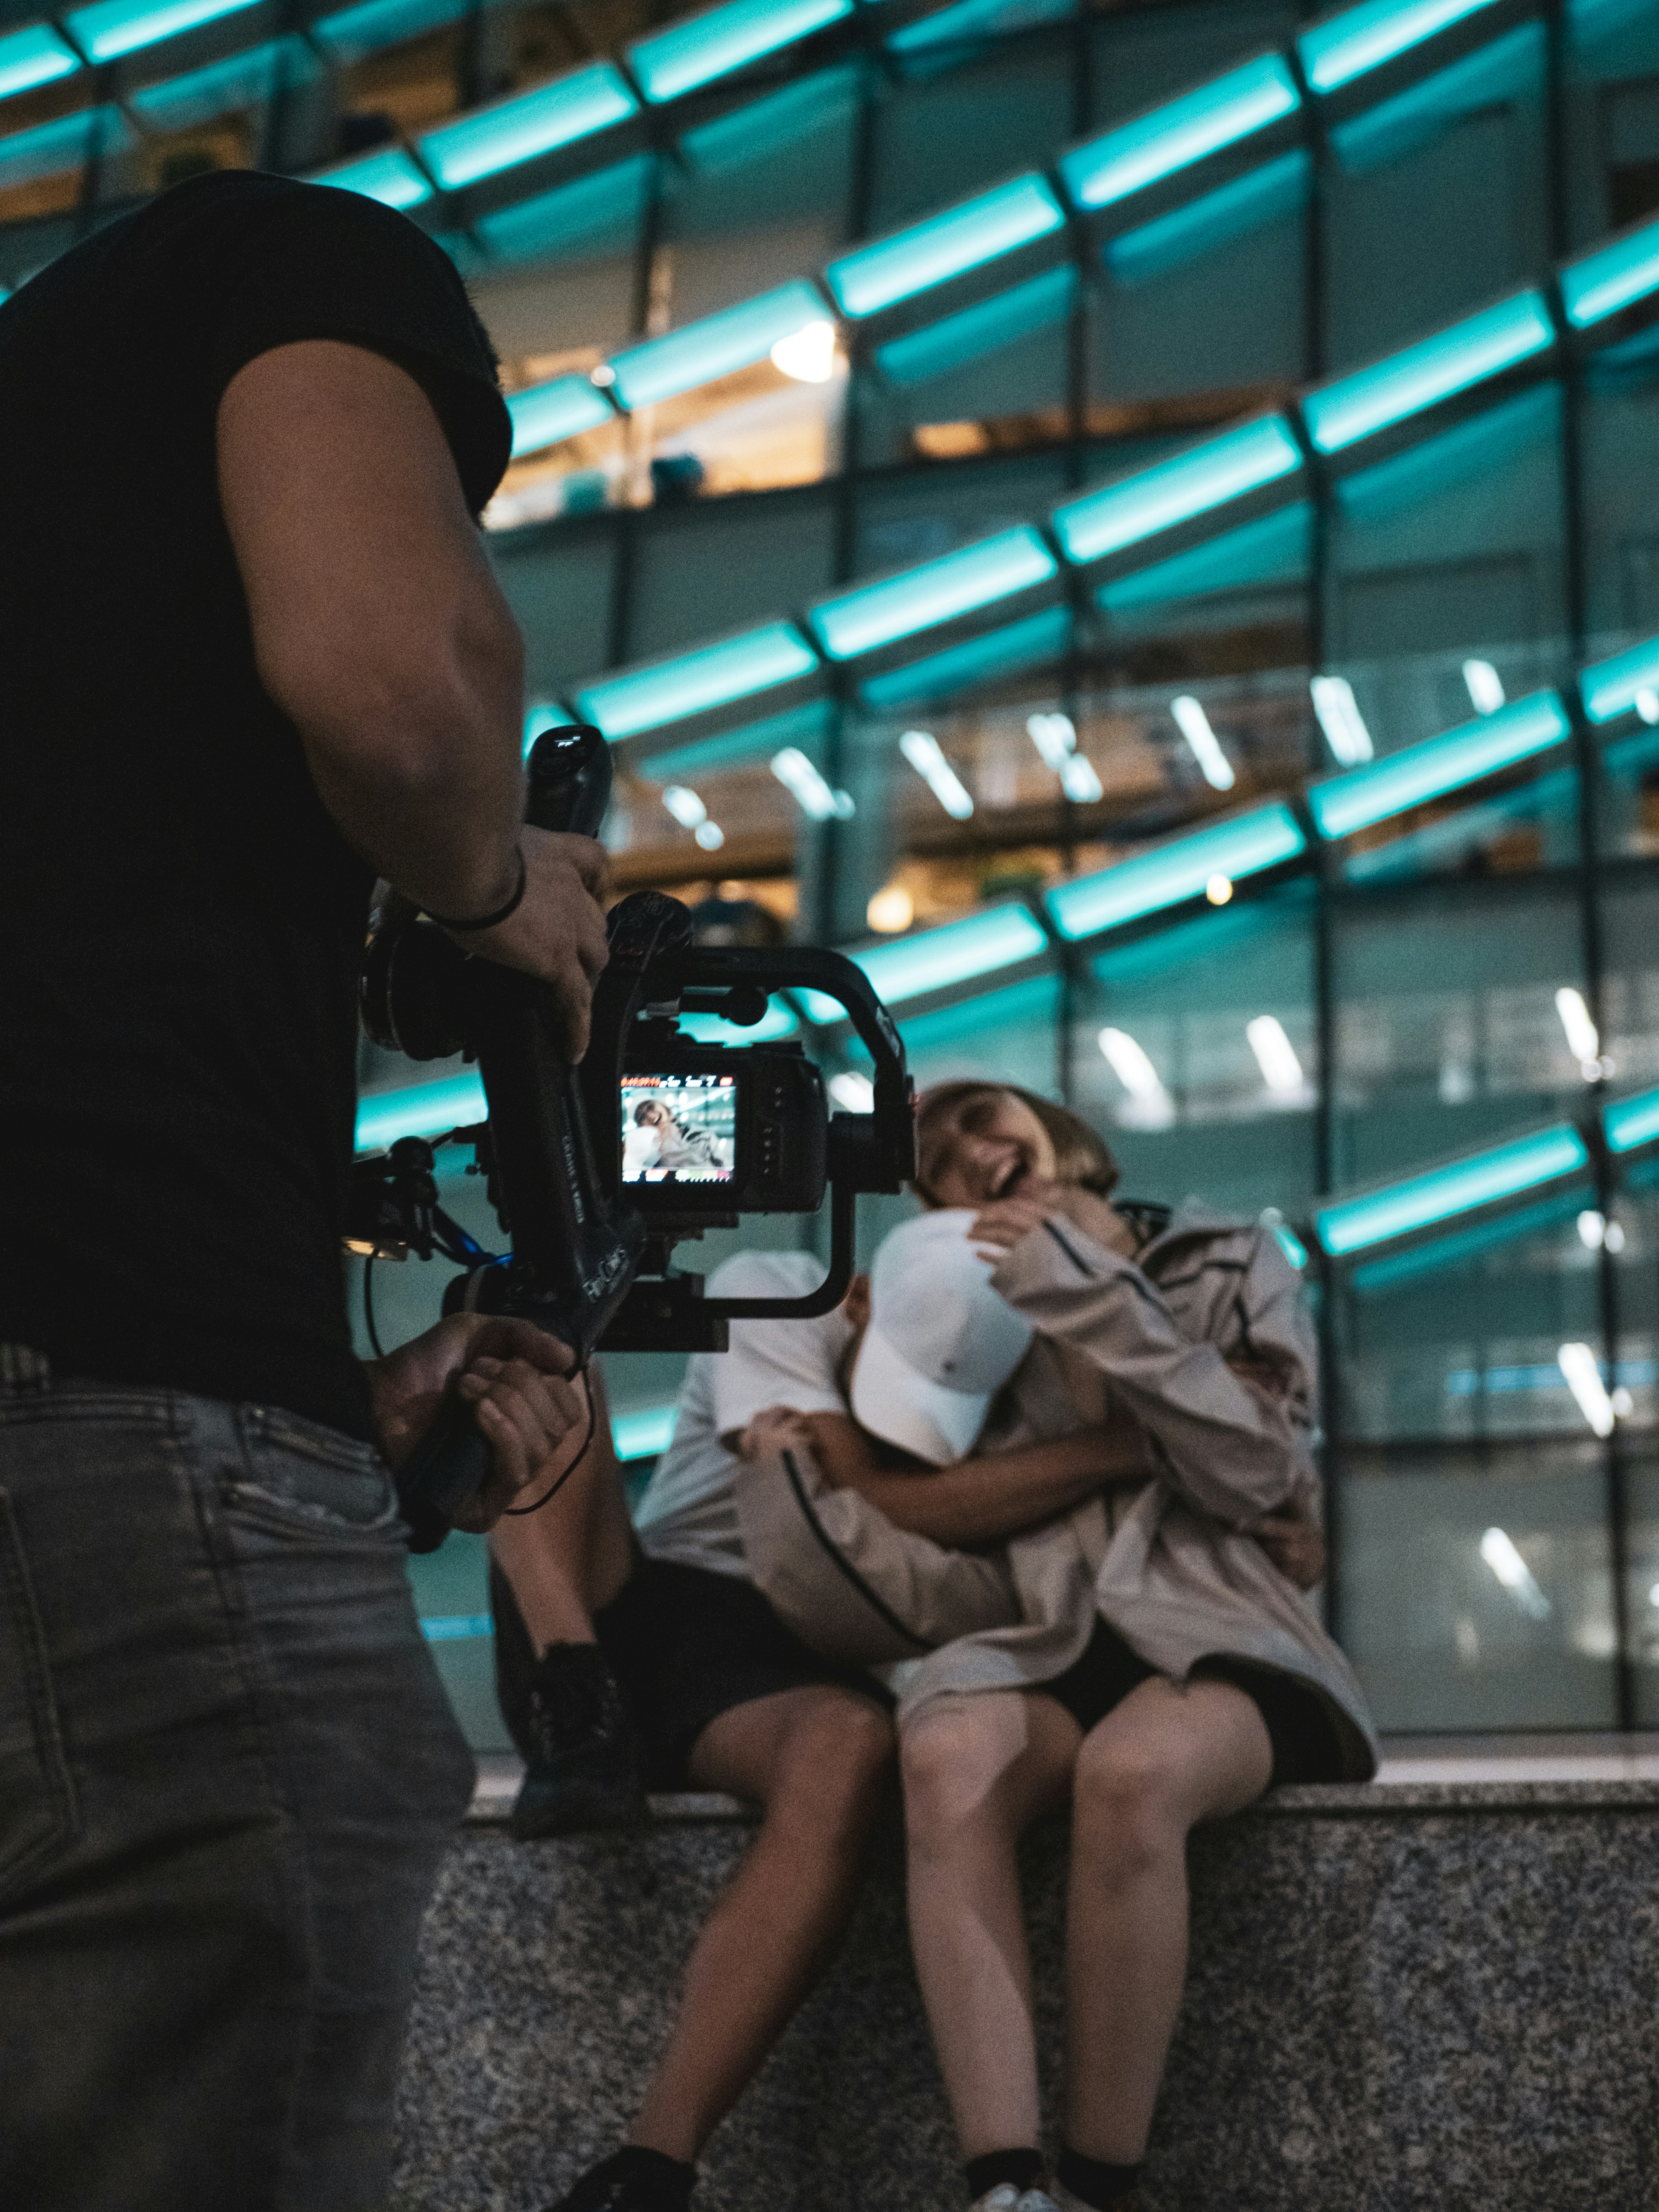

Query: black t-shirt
left=0, top=171, right=511, bottom=1438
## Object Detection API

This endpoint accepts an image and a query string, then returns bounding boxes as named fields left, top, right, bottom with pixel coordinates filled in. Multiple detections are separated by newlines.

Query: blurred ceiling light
left=866, top=884, right=915, bottom=933
left=770, top=318, right=838, bottom=383
left=1480, top=1526, right=1551, bottom=1617
left=771, top=746, right=853, bottom=821
left=695, top=821, right=725, bottom=849
left=1557, top=1342, right=1616, bottom=1438
left=1027, top=711, right=1102, bottom=801
left=662, top=785, right=707, bottom=827
left=1206, top=874, right=1234, bottom=904
left=1171, top=695, right=1236, bottom=790
left=1638, top=688, right=1659, bottom=725
left=900, top=730, right=975, bottom=819
left=1578, top=1209, right=1606, bottom=1250
left=1463, top=658, right=1506, bottom=714
left=1554, top=986, right=1602, bottom=1079
left=829, top=1071, right=876, bottom=1111
left=1098, top=1027, right=1174, bottom=1126
left=1246, top=1013, right=1305, bottom=1094
left=1309, top=674, right=1374, bottom=765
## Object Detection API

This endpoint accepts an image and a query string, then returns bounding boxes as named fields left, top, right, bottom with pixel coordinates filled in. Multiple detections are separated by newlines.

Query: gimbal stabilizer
left=355, top=724, right=914, bottom=1551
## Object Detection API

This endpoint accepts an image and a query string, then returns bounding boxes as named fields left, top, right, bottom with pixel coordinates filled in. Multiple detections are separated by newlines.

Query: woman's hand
left=366, top=1312, right=591, bottom=1531
left=968, top=1182, right=1063, bottom=1256
left=1246, top=1492, right=1326, bottom=1589
left=733, top=1404, right=817, bottom=1462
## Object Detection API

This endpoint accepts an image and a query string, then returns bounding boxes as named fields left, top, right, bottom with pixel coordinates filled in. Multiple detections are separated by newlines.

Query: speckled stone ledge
left=393, top=1781, right=1659, bottom=2212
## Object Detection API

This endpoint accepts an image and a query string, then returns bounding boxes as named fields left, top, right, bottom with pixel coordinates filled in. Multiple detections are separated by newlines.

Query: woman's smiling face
left=916, top=1086, right=1058, bottom=1209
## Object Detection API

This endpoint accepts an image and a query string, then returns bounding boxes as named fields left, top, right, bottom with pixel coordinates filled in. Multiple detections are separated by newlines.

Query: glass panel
left=1323, top=27, right=1549, bottom=373
left=623, top=485, right=835, bottom=659
left=871, top=29, right=1073, bottom=233
left=1068, top=881, right=1319, bottom=1217
left=1328, top=878, right=1590, bottom=1189
left=489, top=521, right=616, bottom=701
left=1565, top=0, right=1659, bottom=251
left=1341, top=1444, right=1617, bottom=1730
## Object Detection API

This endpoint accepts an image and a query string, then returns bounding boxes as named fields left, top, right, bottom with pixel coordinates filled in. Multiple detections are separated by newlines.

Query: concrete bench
left=391, top=1773, right=1659, bottom=2212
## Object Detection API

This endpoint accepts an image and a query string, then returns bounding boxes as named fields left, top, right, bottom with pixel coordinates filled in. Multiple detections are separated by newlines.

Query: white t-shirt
left=632, top=1249, right=852, bottom=1581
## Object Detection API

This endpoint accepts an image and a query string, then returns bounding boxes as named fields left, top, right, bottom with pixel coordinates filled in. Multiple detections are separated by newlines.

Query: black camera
left=352, top=722, right=914, bottom=1548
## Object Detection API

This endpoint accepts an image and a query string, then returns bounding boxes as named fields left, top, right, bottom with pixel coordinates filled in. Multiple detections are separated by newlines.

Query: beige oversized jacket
left=893, top=1196, right=1380, bottom=1781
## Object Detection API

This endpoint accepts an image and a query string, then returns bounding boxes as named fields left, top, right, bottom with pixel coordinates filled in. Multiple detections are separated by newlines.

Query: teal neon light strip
left=1350, top=1186, right=1590, bottom=1294
left=1045, top=803, right=1306, bottom=941
left=1605, top=1085, right=1659, bottom=1155
left=1300, top=290, right=1554, bottom=453
left=419, top=63, right=637, bottom=190
left=475, top=154, right=650, bottom=262
left=860, top=605, right=1071, bottom=709
left=875, top=265, right=1077, bottom=386
left=1560, top=212, right=1659, bottom=329
left=1052, top=416, right=1303, bottom=566
left=1307, top=690, right=1570, bottom=839
left=607, top=280, right=827, bottom=410
left=313, top=0, right=468, bottom=60
left=826, top=173, right=1066, bottom=320
left=575, top=623, right=820, bottom=741
left=0, top=23, right=80, bottom=99
left=1329, top=23, right=1540, bottom=177
left=1099, top=503, right=1312, bottom=613
left=1297, top=0, right=1504, bottom=93
left=1580, top=632, right=1659, bottom=724
left=677, top=998, right=800, bottom=1044
left=67, top=0, right=259, bottom=61
left=1106, top=151, right=1310, bottom=285
left=801, top=905, right=1049, bottom=1021
left=420, top=1614, right=493, bottom=1640
left=629, top=0, right=851, bottom=104
left=317, top=145, right=433, bottom=209
left=1315, top=1124, right=1590, bottom=1255
left=0, top=106, right=132, bottom=188
left=356, top=1071, right=487, bottom=1151
left=507, top=374, right=615, bottom=457
left=613, top=1405, right=678, bottom=1459
left=1059, top=53, right=1300, bottom=213
left=130, top=38, right=317, bottom=128
left=888, top=0, right=1071, bottom=49
left=809, top=528, right=1057, bottom=661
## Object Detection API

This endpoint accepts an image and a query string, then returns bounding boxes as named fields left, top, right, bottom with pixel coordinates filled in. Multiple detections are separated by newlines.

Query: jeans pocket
left=0, top=1489, right=79, bottom=1899
left=221, top=1455, right=401, bottom=1544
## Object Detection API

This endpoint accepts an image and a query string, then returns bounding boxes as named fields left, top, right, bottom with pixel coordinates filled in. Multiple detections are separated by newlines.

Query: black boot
left=489, top=1558, right=645, bottom=1837
left=543, top=2147, right=697, bottom=2212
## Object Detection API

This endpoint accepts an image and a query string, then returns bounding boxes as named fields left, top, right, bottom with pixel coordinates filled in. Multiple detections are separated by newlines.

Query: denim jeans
left=0, top=1363, right=475, bottom=2211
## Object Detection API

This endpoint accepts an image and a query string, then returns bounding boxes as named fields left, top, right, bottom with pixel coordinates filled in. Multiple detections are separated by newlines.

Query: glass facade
left=11, top=0, right=1659, bottom=1745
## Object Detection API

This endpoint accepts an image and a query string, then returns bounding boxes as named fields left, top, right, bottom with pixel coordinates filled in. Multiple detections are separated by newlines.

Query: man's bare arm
left=216, top=339, right=608, bottom=1050
left=795, top=1412, right=1152, bottom=1547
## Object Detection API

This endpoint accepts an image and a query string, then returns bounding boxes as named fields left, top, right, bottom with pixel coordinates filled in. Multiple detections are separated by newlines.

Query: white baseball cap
left=850, top=1210, right=1033, bottom=1465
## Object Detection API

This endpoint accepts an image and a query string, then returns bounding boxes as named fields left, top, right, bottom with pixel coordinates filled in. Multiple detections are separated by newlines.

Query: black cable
left=363, top=1251, right=386, bottom=1359
left=502, top=1356, right=598, bottom=1518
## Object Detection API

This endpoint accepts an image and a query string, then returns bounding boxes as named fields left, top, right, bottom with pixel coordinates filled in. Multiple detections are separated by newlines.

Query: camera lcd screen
left=621, top=1073, right=738, bottom=1186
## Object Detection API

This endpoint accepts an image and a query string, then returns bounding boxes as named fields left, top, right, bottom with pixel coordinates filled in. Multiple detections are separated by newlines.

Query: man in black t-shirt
left=0, top=171, right=608, bottom=2209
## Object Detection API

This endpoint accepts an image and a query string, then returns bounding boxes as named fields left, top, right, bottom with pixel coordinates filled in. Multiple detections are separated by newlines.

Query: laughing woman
left=896, top=1083, right=1377, bottom=2212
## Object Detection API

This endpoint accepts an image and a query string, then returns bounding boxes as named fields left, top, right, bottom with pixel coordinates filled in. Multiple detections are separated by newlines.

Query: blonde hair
left=912, top=1082, right=1120, bottom=1206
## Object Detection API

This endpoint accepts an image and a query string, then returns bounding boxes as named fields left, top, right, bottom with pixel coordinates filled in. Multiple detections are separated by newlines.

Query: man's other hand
left=445, top=824, right=610, bottom=1059
left=733, top=1404, right=816, bottom=1463
left=1247, top=1492, right=1326, bottom=1590
left=367, top=1312, right=589, bottom=1531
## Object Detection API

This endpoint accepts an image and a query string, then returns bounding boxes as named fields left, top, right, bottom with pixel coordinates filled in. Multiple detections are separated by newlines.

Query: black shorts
left=594, top=1554, right=891, bottom=1791
left=1043, top=1619, right=1344, bottom=1789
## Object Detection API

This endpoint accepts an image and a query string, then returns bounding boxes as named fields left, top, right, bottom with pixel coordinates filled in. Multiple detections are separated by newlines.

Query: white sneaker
left=970, top=2189, right=1061, bottom=2212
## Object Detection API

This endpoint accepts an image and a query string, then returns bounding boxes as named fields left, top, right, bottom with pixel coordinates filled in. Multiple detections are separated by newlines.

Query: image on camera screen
left=621, top=1073, right=738, bottom=1185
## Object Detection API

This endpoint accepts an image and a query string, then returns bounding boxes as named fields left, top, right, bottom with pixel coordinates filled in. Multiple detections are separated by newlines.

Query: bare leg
left=1063, top=1675, right=1271, bottom=2164
left=488, top=1370, right=634, bottom=1649
left=901, top=1692, right=1081, bottom=2159
left=629, top=1686, right=894, bottom=2160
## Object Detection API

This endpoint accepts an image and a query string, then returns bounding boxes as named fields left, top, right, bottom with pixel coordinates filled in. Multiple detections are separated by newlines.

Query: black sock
left=606, top=2147, right=696, bottom=2208
left=966, top=2148, right=1045, bottom=2200
left=1056, top=2147, right=1141, bottom=2208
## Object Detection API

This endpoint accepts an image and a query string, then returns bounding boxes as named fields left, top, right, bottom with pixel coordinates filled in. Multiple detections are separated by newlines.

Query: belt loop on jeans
left=0, top=1344, right=52, bottom=1394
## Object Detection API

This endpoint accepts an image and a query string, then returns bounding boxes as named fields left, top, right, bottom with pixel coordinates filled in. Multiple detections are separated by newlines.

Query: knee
left=899, top=1706, right=1008, bottom=1855
left=769, top=1697, right=894, bottom=1834
left=1071, top=1737, right=1188, bottom=1877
